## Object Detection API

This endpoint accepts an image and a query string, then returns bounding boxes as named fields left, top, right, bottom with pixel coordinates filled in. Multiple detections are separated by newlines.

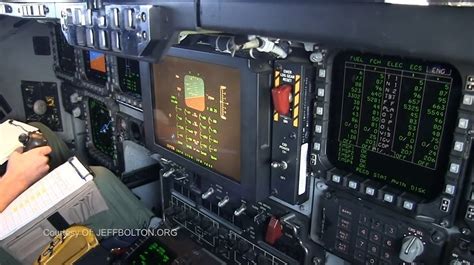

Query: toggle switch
left=218, top=196, right=230, bottom=208
left=201, top=187, right=214, bottom=200
left=271, top=84, right=293, bottom=116
left=234, top=203, right=247, bottom=216
left=271, top=161, right=288, bottom=170
left=265, top=216, right=283, bottom=245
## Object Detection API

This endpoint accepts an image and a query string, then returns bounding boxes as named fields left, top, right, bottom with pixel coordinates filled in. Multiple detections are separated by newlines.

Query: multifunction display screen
left=88, top=98, right=114, bottom=158
left=117, top=57, right=142, bottom=97
left=55, top=25, right=76, bottom=75
left=153, top=56, right=241, bottom=181
left=328, top=51, right=461, bottom=198
left=84, top=50, right=107, bottom=85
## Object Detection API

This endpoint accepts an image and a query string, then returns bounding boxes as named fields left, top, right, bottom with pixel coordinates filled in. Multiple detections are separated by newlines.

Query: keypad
left=325, top=197, right=444, bottom=265
left=335, top=211, right=399, bottom=265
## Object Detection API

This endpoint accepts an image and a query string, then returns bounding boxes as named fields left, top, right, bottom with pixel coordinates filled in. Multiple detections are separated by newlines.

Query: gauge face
left=327, top=51, right=461, bottom=199
left=88, top=98, right=114, bottom=158
left=153, top=56, right=241, bottom=182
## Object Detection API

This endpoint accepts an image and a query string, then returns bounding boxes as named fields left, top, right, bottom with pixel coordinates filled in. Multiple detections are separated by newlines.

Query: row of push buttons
left=329, top=172, right=417, bottom=212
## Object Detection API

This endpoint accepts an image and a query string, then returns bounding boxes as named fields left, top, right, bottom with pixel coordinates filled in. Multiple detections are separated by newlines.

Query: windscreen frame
left=141, top=47, right=272, bottom=201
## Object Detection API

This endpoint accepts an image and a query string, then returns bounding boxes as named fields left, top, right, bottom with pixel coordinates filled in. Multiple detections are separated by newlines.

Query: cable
left=8, top=119, right=35, bottom=133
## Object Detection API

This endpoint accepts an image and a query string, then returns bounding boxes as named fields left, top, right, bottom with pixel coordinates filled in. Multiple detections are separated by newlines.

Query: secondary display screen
left=129, top=240, right=176, bottom=265
left=84, top=50, right=107, bottom=85
left=117, top=57, right=142, bottom=97
left=55, top=25, right=75, bottom=75
left=153, top=56, right=241, bottom=181
left=328, top=51, right=461, bottom=199
left=88, top=98, right=114, bottom=158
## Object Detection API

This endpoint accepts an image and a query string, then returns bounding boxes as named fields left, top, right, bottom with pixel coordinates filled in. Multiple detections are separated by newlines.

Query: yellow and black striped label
left=273, top=70, right=281, bottom=121
left=293, top=75, right=301, bottom=127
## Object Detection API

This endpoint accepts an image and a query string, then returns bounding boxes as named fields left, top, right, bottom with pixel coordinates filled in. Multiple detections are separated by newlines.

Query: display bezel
left=53, top=25, right=76, bottom=79
left=83, top=50, right=108, bottom=86
left=117, top=57, right=142, bottom=97
left=142, top=47, right=272, bottom=201
left=325, top=51, right=462, bottom=199
left=83, top=92, right=122, bottom=173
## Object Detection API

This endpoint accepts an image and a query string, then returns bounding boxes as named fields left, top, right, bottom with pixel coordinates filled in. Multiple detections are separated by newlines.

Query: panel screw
left=313, top=257, right=322, bottom=265
left=142, top=31, right=148, bottom=40
left=461, top=227, right=471, bottom=235
left=440, top=220, right=449, bottom=227
left=141, top=12, right=147, bottom=22
left=310, top=52, right=323, bottom=63
left=431, top=231, right=444, bottom=243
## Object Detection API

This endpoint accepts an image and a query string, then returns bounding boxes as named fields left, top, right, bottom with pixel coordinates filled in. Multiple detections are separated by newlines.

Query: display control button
left=331, top=174, right=342, bottom=183
left=383, top=193, right=395, bottom=203
left=463, top=94, right=473, bottom=106
left=348, top=180, right=359, bottom=190
left=317, top=88, right=325, bottom=97
left=365, top=186, right=376, bottom=196
left=445, top=185, right=455, bottom=195
left=454, top=141, right=465, bottom=152
left=450, top=163, right=460, bottom=174
left=403, top=200, right=415, bottom=211
left=458, top=118, right=469, bottom=129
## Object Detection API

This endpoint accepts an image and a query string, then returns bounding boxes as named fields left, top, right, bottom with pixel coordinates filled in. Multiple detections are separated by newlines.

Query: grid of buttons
left=335, top=207, right=398, bottom=265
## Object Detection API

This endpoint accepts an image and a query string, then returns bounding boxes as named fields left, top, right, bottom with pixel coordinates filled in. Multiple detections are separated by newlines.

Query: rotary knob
left=399, top=236, right=424, bottom=263
left=33, top=100, right=47, bottom=115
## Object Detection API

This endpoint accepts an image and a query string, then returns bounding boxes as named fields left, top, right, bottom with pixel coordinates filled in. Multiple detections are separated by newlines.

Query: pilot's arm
left=0, top=146, right=52, bottom=212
